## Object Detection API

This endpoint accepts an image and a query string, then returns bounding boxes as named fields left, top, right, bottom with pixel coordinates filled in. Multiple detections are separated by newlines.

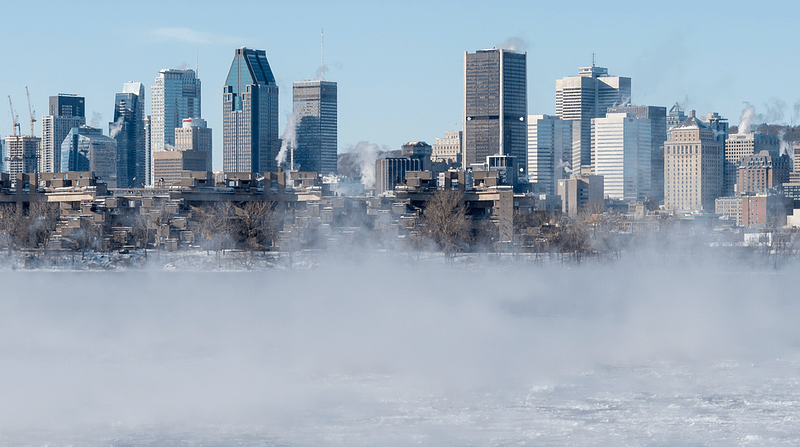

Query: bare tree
left=0, top=204, right=23, bottom=256
left=195, top=201, right=236, bottom=265
left=27, top=201, right=61, bottom=255
left=422, top=191, right=470, bottom=262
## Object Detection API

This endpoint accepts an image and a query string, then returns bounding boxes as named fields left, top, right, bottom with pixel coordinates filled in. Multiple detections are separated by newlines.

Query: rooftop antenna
left=592, top=53, right=595, bottom=67
left=195, top=39, right=199, bottom=78
left=321, top=29, right=324, bottom=68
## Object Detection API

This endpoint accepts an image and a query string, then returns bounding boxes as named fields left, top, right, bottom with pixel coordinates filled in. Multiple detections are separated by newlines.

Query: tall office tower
left=175, top=118, right=213, bottom=172
left=555, top=65, right=631, bottom=172
left=40, top=94, right=86, bottom=173
left=723, top=131, right=778, bottom=196
left=4, top=135, right=40, bottom=175
left=463, top=49, right=527, bottom=172
left=223, top=47, right=280, bottom=173
left=111, top=82, right=146, bottom=188
left=150, top=68, right=201, bottom=153
left=606, top=105, right=667, bottom=201
left=592, top=113, right=652, bottom=201
left=432, top=131, right=462, bottom=163
left=60, top=125, right=118, bottom=187
left=664, top=111, right=722, bottom=212
left=527, top=114, right=573, bottom=195
left=667, top=103, right=687, bottom=129
left=292, top=80, right=337, bottom=174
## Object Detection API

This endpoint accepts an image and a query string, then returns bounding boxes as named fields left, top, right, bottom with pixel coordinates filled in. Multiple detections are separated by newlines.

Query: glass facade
left=61, top=126, right=117, bottom=187
left=292, top=80, right=337, bottom=175
left=111, top=82, right=146, bottom=188
left=223, top=47, right=279, bottom=173
left=464, top=49, right=527, bottom=173
left=150, top=69, right=201, bottom=158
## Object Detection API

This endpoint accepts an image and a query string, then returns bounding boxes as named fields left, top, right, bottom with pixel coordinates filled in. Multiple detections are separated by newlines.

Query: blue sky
left=1, top=0, right=796, bottom=170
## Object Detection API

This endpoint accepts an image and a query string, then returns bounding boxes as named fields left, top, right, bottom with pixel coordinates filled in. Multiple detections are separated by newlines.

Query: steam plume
left=109, top=116, right=124, bottom=139
left=276, top=113, right=296, bottom=170
left=738, top=104, right=756, bottom=134
left=498, top=37, right=529, bottom=52
left=90, top=112, right=102, bottom=129
left=346, top=141, right=381, bottom=188
left=315, top=65, right=329, bottom=81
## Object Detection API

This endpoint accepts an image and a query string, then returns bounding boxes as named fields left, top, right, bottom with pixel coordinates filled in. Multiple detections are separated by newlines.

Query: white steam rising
left=108, top=116, right=124, bottom=139
left=738, top=104, right=756, bottom=134
left=276, top=113, right=296, bottom=169
left=497, top=36, right=529, bottom=52
left=353, top=141, right=381, bottom=188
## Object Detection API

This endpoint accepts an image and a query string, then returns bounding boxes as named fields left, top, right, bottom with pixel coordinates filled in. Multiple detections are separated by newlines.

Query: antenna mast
left=321, top=29, right=324, bottom=68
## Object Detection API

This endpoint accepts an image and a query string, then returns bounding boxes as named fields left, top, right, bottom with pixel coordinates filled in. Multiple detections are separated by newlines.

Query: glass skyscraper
left=40, top=94, right=86, bottom=173
left=111, top=82, right=146, bottom=188
left=61, top=125, right=118, bottom=187
left=292, top=80, right=337, bottom=174
left=463, top=49, right=527, bottom=173
left=150, top=68, right=201, bottom=183
left=223, top=47, right=279, bottom=173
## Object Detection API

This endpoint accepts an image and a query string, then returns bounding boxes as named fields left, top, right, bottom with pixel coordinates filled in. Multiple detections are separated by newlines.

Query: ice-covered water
left=2, top=258, right=799, bottom=445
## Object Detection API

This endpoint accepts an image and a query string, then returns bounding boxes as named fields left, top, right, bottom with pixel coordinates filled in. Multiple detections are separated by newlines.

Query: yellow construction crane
left=7, top=95, right=20, bottom=137
left=25, top=86, right=36, bottom=137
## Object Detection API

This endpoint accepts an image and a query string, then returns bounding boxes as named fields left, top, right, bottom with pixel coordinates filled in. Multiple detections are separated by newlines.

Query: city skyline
left=1, top=1, right=797, bottom=172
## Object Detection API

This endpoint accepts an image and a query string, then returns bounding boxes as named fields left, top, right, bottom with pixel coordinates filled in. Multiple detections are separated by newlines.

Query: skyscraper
left=463, top=49, right=527, bottom=172
left=111, top=82, right=146, bottom=188
left=40, top=94, right=86, bottom=173
left=592, top=112, right=652, bottom=201
left=60, top=125, right=117, bottom=187
left=4, top=135, right=39, bottom=175
left=223, top=47, right=279, bottom=173
left=527, top=114, right=573, bottom=195
left=150, top=69, right=201, bottom=182
left=555, top=65, right=631, bottom=172
left=292, top=80, right=337, bottom=174
left=606, top=105, right=667, bottom=201
left=664, top=111, right=722, bottom=212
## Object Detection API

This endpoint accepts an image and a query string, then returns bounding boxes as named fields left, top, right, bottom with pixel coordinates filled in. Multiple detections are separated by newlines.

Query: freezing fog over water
left=2, top=256, right=800, bottom=445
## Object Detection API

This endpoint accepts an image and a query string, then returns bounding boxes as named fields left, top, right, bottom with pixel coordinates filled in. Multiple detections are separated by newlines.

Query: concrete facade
left=555, top=65, right=631, bottom=171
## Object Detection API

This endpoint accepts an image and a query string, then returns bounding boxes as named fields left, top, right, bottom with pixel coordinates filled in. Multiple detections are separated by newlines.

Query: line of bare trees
left=0, top=202, right=60, bottom=256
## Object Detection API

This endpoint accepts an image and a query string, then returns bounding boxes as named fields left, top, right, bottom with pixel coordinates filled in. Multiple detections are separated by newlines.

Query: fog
left=2, top=256, right=800, bottom=444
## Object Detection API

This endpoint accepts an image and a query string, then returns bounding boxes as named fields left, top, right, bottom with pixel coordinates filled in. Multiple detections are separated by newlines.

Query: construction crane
left=7, top=95, right=20, bottom=136
left=25, top=86, right=36, bottom=137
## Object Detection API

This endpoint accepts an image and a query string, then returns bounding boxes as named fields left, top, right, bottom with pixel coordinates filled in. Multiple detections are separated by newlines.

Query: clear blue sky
left=2, top=0, right=796, bottom=171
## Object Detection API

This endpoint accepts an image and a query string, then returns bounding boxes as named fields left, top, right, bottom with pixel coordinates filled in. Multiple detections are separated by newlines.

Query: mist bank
left=2, top=258, right=799, bottom=444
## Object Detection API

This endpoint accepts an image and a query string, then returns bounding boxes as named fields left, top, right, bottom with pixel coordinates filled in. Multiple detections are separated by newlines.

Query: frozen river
left=2, top=257, right=799, bottom=445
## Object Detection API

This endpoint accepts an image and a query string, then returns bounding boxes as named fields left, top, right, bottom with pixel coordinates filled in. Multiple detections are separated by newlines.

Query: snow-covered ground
left=1, top=256, right=799, bottom=445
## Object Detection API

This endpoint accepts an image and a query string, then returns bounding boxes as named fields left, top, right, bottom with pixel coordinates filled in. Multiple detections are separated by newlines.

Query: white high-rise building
left=431, top=130, right=462, bottom=164
left=40, top=94, right=86, bottom=173
left=527, top=114, right=573, bottom=195
left=555, top=65, right=631, bottom=172
left=592, top=112, right=651, bottom=201
left=150, top=68, right=201, bottom=182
